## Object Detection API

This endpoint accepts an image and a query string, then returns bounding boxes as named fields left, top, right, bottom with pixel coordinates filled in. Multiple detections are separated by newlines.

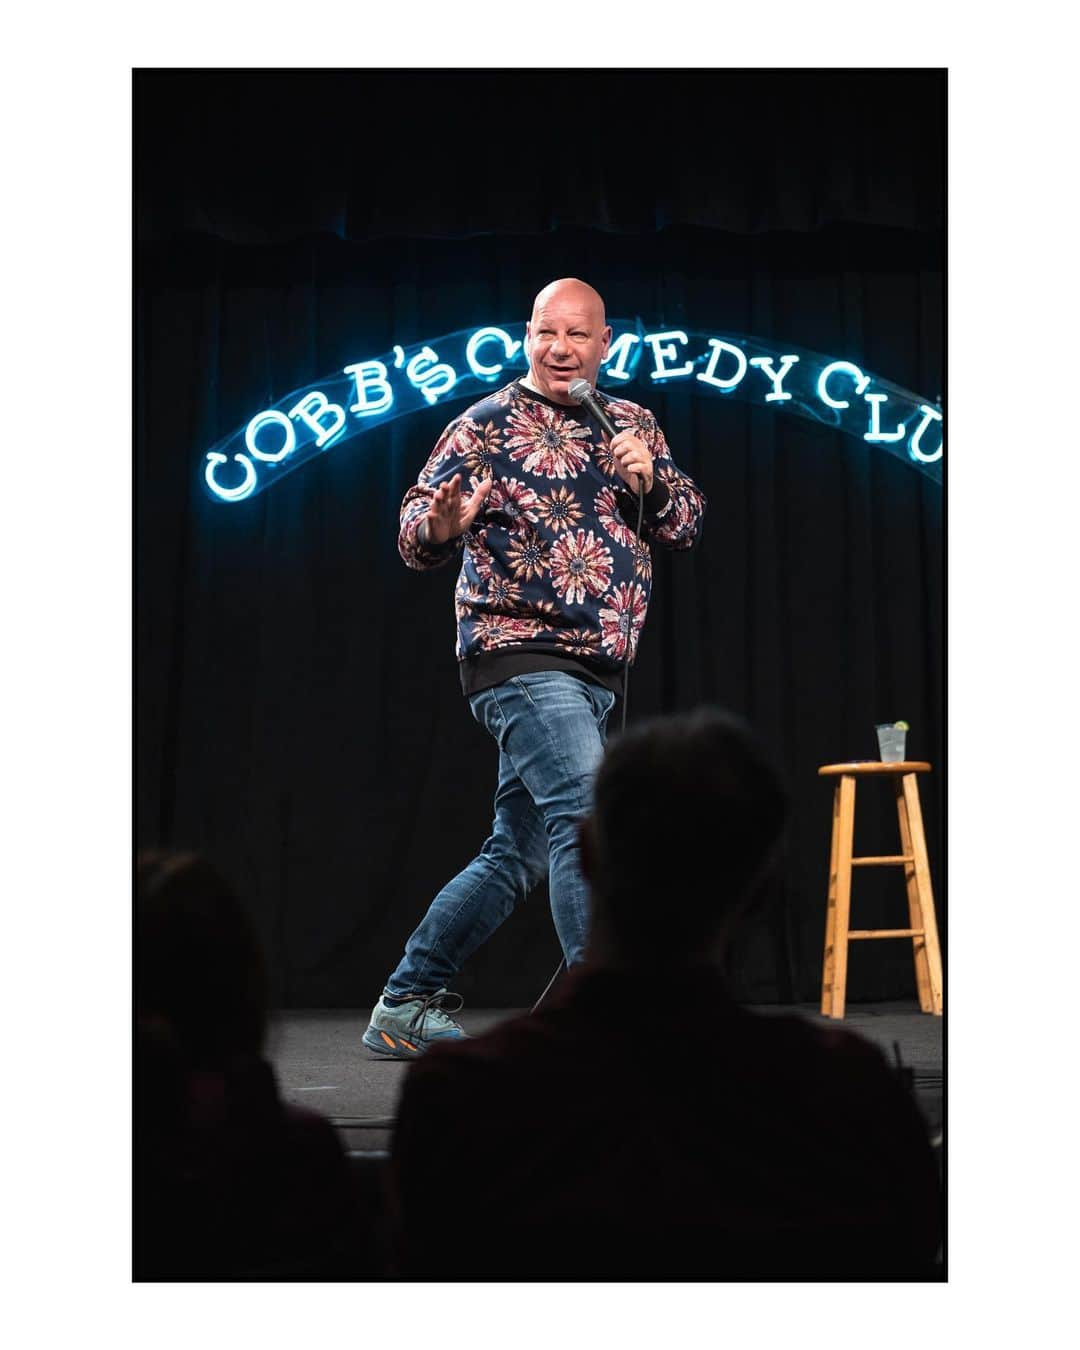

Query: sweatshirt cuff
left=414, top=521, right=462, bottom=563
left=643, top=478, right=671, bottom=516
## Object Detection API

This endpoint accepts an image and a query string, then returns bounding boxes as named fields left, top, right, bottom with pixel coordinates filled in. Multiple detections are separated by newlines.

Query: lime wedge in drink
left=894, top=720, right=910, bottom=731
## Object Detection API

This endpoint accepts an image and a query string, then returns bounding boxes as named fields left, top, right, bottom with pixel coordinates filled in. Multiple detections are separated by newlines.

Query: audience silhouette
left=135, top=851, right=375, bottom=1279
left=388, top=707, right=942, bottom=1278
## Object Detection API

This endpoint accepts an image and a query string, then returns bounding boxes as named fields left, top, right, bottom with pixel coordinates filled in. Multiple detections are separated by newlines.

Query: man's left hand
left=610, top=430, right=654, bottom=495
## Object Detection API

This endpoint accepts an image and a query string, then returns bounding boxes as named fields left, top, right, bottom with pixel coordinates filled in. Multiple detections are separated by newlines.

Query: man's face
left=524, top=286, right=612, bottom=405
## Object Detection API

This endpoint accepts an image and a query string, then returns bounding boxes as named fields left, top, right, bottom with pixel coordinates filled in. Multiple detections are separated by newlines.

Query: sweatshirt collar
left=513, top=379, right=595, bottom=420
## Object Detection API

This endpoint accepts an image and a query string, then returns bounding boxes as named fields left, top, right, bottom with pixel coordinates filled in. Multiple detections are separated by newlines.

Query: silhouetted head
left=579, top=707, right=789, bottom=969
left=136, top=852, right=267, bottom=1066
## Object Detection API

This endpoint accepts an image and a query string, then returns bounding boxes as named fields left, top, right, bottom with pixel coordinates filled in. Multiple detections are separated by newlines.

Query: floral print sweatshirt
left=399, top=380, right=707, bottom=696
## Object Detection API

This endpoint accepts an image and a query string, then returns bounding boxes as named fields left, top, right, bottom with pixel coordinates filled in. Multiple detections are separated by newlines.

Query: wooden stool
left=819, top=761, right=943, bottom=1019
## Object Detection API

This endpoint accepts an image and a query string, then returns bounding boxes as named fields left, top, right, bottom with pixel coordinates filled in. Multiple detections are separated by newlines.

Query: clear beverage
left=876, top=724, right=907, bottom=762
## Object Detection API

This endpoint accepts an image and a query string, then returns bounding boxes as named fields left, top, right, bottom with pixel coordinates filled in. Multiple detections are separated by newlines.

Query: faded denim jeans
left=385, top=672, right=617, bottom=998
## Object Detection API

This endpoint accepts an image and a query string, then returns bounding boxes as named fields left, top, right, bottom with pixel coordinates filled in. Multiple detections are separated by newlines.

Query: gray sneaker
left=361, top=989, right=468, bottom=1059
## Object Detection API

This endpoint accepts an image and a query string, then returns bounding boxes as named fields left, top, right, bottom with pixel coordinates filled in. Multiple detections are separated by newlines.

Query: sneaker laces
left=407, top=989, right=465, bottom=1034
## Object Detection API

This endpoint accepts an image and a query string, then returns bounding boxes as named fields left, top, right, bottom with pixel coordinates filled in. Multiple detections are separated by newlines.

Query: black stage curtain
left=136, top=69, right=944, bottom=243
left=136, top=70, right=944, bottom=1009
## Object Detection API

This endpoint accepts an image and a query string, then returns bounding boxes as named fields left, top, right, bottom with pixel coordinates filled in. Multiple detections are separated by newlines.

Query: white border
left=6, top=5, right=1077, bottom=1342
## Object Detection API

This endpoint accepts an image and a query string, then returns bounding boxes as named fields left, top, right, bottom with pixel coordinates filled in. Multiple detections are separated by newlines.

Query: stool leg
left=826, top=774, right=857, bottom=1019
left=901, top=773, right=943, bottom=1015
left=894, top=775, right=934, bottom=1012
left=821, top=783, right=842, bottom=1015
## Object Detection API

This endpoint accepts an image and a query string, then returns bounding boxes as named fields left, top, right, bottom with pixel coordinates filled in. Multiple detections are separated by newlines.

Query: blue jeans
left=385, top=672, right=617, bottom=998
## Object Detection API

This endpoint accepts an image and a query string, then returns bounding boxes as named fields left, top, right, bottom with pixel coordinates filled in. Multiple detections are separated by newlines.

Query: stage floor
left=267, top=1001, right=944, bottom=1155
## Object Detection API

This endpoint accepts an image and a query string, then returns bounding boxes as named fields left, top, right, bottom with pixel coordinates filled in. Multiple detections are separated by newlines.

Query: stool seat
left=819, top=761, right=931, bottom=776
left=819, top=760, right=942, bottom=1019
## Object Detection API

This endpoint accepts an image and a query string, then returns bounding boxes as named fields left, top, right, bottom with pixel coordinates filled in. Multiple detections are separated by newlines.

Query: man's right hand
left=420, top=473, right=493, bottom=546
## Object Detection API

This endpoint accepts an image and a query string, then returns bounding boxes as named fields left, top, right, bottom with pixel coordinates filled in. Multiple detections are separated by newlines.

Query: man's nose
left=550, top=334, right=571, bottom=356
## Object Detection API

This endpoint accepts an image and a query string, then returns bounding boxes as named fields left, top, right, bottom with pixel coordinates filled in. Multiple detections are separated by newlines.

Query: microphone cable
left=619, top=479, right=646, bottom=734
left=532, top=393, right=647, bottom=1011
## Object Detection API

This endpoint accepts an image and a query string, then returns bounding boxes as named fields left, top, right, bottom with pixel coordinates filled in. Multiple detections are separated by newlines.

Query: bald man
left=363, top=279, right=707, bottom=1058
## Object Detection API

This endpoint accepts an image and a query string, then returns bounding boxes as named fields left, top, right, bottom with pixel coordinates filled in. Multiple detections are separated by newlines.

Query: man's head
left=523, top=278, right=612, bottom=405
left=579, top=707, right=789, bottom=969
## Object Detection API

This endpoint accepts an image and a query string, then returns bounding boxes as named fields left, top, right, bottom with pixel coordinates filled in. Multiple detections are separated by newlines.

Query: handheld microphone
left=569, top=377, right=646, bottom=510
left=567, top=378, right=618, bottom=439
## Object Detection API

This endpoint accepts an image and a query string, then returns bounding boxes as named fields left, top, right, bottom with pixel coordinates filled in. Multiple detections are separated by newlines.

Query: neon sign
left=202, top=320, right=943, bottom=502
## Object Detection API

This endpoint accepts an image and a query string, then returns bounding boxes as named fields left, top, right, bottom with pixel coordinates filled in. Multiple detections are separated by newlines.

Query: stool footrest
left=848, top=928, right=924, bottom=940
left=851, top=855, right=914, bottom=866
